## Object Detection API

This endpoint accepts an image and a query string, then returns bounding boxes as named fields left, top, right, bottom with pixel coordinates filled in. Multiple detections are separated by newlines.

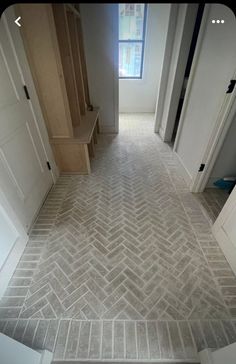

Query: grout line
left=198, top=320, right=210, bottom=349
left=87, top=320, right=92, bottom=359
left=123, top=320, right=126, bottom=360
left=11, top=319, right=18, bottom=339
left=75, top=320, right=82, bottom=359
left=154, top=320, right=161, bottom=358
left=100, top=320, right=103, bottom=360
left=145, top=321, right=150, bottom=360
left=42, top=319, right=50, bottom=348
left=51, top=359, right=200, bottom=363
left=177, top=321, right=187, bottom=360
left=135, top=321, right=138, bottom=360
left=21, top=319, right=30, bottom=343
left=166, top=321, right=174, bottom=360
left=53, top=319, right=62, bottom=359
left=219, top=320, right=230, bottom=346
left=1, top=318, right=236, bottom=322
left=112, top=320, right=114, bottom=360
left=63, top=319, right=71, bottom=360
left=31, top=319, right=40, bottom=347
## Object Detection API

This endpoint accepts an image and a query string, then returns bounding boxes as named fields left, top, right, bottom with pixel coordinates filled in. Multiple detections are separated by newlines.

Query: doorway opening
left=118, top=3, right=169, bottom=134
left=195, top=113, right=236, bottom=223
left=170, top=4, right=205, bottom=147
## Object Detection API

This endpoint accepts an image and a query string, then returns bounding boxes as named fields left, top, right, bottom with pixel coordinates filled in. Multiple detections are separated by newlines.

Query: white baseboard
left=173, top=151, right=192, bottom=187
left=0, top=234, right=28, bottom=299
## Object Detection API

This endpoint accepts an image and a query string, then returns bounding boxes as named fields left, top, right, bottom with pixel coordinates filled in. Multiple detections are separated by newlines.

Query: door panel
left=0, top=14, right=53, bottom=231
left=174, top=4, right=236, bottom=185
left=0, top=48, right=19, bottom=108
left=1, top=126, right=44, bottom=196
left=213, top=186, right=236, bottom=275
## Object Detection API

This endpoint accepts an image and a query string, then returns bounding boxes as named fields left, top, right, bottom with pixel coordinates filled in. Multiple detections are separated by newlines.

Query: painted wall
left=207, top=114, right=236, bottom=187
left=174, top=4, right=236, bottom=185
left=119, top=4, right=170, bottom=113
left=80, top=4, right=118, bottom=133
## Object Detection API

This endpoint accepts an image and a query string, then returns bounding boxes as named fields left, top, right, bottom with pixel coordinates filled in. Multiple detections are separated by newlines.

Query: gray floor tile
left=1, top=114, right=236, bottom=361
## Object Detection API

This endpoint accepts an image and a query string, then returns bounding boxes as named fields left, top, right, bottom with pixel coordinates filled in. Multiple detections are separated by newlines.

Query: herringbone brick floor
left=0, top=113, right=236, bottom=361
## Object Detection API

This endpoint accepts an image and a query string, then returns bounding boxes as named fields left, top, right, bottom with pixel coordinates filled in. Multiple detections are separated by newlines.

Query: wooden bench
left=50, top=108, right=99, bottom=174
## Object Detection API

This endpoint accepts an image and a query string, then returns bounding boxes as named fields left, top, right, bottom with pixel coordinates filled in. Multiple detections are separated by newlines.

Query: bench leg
left=88, top=138, right=95, bottom=158
left=93, top=127, right=98, bottom=144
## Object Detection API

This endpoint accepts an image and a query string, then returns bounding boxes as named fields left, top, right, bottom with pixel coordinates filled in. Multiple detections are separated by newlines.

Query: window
left=119, top=4, right=147, bottom=79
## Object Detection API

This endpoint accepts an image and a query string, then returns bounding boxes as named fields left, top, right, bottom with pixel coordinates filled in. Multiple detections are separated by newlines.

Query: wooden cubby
left=17, top=3, right=99, bottom=174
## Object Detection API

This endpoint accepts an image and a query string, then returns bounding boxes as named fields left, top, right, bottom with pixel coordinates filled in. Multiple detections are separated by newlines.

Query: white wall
left=80, top=4, right=118, bottom=133
left=207, top=114, right=236, bottom=187
left=174, top=4, right=236, bottom=186
left=119, top=4, right=170, bottom=113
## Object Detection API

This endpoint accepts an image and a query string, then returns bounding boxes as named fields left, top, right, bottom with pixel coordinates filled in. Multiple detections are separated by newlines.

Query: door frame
left=154, top=4, right=199, bottom=142
left=190, top=76, right=236, bottom=193
left=173, top=4, right=210, bottom=153
left=154, top=3, right=178, bottom=133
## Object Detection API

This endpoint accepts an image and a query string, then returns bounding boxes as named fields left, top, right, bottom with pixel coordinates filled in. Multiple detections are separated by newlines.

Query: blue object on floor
left=214, top=178, right=236, bottom=190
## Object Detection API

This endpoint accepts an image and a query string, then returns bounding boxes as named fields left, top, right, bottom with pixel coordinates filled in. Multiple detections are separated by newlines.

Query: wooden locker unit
left=52, top=4, right=81, bottom=127
left=17, top=3, right=99, bottom=174
left=75, top=10, right=91, bottom=107
left=66, top=9, right=86, bottom=115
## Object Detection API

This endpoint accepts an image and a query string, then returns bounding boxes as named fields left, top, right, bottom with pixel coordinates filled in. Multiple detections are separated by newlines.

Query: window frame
left=119, top=4, right=148, bottom=80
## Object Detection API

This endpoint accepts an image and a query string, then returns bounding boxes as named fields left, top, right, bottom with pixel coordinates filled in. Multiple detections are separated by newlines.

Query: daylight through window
left=119, top=4, right=147, bottom=78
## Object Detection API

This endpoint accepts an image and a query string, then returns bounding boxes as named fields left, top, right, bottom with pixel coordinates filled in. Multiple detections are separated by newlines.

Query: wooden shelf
left=73, top=108, right=99, bottom=143
left=50, top=108, right=99, bottom=144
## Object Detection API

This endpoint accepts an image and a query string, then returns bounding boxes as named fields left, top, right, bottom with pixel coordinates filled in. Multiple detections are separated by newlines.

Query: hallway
left=0, top=114, right=236, bottom=361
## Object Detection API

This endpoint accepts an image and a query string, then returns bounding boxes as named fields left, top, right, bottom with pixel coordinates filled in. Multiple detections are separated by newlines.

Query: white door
left=213, top=185, right=236, bottom=276
left=0, top=14, right=53, bottom=231
left=174, top=4, right=236, bottom=191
